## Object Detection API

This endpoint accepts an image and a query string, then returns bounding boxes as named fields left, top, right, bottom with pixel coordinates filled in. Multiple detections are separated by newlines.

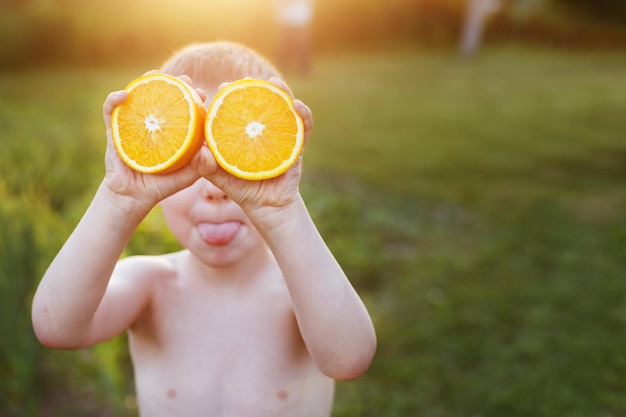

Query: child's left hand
left=196, top=77, right=313, bottom=219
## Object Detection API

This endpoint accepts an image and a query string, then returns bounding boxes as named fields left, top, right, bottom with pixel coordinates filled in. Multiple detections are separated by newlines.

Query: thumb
left=157, top=147, right=212, bottom=193
left=193, top=146, right=240, bottom=195
left=103, top=90, right=128, bottom=129
left=193, top=145, right=221, bottom=178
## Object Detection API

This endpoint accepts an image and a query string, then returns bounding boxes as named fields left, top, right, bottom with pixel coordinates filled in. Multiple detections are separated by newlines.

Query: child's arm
left=31, top=182, right=152, bottom=348
left=254, top=195, right=377, bottom=381
left=198, top=78, right=377, bottom=380
left=32, top=83, right=205, bottom=349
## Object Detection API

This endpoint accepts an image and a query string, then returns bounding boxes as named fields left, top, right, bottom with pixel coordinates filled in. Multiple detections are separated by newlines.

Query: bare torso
left=126, top=251, right=334, bottom=417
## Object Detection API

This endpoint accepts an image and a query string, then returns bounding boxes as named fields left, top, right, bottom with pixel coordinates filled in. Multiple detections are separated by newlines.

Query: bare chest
left=132, top=277, right=305, bottom=366
left=127, top=280, right=333, bottom=417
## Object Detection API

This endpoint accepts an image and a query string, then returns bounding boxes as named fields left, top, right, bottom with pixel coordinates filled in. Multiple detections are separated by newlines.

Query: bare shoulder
left=102, top=251, right=186, bottom=323
left=112, top=250, right=185, bottom=288
left=116, top=252, right=179, bottom=272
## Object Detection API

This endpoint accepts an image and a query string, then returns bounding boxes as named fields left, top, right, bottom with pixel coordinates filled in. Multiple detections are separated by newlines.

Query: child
left=31, top=41, right=376, bottom=417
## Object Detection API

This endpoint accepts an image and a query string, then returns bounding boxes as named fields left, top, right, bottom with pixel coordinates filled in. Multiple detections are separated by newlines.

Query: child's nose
left=202, top=181, right=229, bottom=202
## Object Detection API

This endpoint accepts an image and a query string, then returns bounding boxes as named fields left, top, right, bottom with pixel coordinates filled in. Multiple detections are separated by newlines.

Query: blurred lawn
left=295, top=46, right=626, bottom=416
left=1, top=46, right=626, bottom=416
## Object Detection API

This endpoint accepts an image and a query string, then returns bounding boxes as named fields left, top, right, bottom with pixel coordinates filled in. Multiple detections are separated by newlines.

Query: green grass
left=1, top=46, right=626, bottom=416
left=298, top=47, right=626, bottom=203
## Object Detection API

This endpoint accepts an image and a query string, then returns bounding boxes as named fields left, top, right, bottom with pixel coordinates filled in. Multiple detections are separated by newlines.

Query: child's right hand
left=100, top=74, right=206, bottom=211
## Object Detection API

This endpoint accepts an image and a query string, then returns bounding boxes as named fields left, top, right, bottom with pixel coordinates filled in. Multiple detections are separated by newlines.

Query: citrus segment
left=205, top=79, right=304, bottom=180
left=112, top=73, right=206, bottom=174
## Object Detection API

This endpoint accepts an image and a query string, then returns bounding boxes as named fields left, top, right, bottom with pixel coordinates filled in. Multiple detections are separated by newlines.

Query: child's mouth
left=197, top=221, right=242, bottom=246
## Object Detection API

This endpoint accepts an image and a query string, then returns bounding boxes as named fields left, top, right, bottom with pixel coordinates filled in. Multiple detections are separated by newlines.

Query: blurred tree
left=0, top=0, right=26, bottom=9
left=549, top=0, right=626, bottom=23
left=414, top=0, right=465, bottom=46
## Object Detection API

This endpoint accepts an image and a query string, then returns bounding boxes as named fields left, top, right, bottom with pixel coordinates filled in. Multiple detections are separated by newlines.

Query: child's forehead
left=191, top=71, right=246, bottom=90
left=187, top=66, right=274, bottom=88
left=160, top=42, right=280, bottom=86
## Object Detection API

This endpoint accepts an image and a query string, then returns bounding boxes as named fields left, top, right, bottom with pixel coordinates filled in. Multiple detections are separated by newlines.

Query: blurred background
left=1, top=0, right=626, bottom=416
left=2, top=0, right=626, bottom=68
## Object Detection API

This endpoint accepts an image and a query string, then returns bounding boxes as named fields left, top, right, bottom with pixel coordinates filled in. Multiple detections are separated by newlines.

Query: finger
left=195, top=88, right=207, bottom=103
left=194, top=146, right=242, bottom=196
left=103, top=90, right=128, bottom=124
left=269, top=76, right=294, bottom=98
left=142, top=69, right=160, bottom=76
left=293, top=99, right=313, bottom=142
left=161, top=157, right=202, bottom=192
left=177, top=74, right=192, bottom=86
left=194, top=145, right=221, bottom=178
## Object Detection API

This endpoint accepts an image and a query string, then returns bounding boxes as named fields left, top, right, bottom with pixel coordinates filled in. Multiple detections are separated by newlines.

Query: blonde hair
left=160, top=41, right=281, bottom=88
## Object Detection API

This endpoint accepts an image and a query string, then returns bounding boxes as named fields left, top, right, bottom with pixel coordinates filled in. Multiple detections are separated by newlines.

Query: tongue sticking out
left=197, top=222, right=241, bottom=246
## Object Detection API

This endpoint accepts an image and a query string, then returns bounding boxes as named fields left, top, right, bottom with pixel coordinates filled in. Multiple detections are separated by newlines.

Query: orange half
left=112, top=73, right=206, bottom=174
left=205, top=79, right=304, bottom=180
